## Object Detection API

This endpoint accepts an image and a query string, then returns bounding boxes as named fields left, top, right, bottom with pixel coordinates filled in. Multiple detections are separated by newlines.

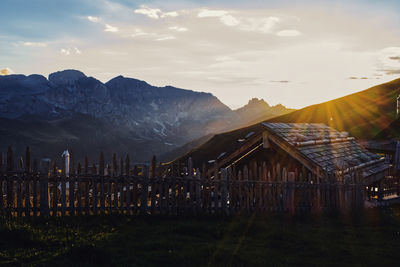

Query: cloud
left=134, top=5, right=178, bottom=19
left=197, top=9, right=228, bottom=18
left=169, top=26, right=188, bottom=32
left=23, top=41, right=47, bottom=47
left=197, top=9, right=280, bottom=33
left=60, top=47, right=82, bottom=56
left=87, top=16, right=100, bottom=23
left=383, top=69, right=400, bottom=75
left=134, top=6, right=161, bottom=19
left=156, top=35, right=176, bottom=41
left=60, top=48, right=70, bottom=55
left=220, top=15, right=240, bottom=26
left=270, top=80, right=290, bottom=83
left=0, top=68, right=14, bottom=75
left=276, top=29, right=301, bottom=37
left=104, top=24, right=119, bottom=32
left=162, top=11, right=178, bottom=18
left=131, top=28, right=150, bottom=38
left=74, top=47, right=82, bottom=54
left=130, top=29, right=176, bottom=41
left=348, top=76, right=369, bottom=79
left=239, top=17, right=280, bottom=33
left=377, top=47, right=400, bottom=75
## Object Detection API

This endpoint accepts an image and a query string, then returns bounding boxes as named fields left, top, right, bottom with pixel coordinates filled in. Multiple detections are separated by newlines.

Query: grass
left=1, top=207, right=400, bottom=266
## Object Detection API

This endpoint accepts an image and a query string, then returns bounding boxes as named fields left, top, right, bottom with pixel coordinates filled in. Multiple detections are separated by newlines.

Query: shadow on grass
left=0, top=207, right=400, bottom=266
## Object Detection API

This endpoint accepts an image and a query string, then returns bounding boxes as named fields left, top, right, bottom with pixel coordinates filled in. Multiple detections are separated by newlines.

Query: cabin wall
left=232, top=145, right=315, bottom=182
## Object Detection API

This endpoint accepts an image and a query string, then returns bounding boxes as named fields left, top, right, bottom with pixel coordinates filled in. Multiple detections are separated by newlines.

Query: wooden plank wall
left=0, top=147, right=384, bottom=217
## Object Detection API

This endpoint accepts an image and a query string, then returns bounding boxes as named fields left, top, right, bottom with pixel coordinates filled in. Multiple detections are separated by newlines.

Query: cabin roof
left=262, top=122, right=389, bottom=179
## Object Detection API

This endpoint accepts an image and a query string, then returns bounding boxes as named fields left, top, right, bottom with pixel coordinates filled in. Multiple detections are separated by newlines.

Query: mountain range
left=0, top=69, right=293, bottom=162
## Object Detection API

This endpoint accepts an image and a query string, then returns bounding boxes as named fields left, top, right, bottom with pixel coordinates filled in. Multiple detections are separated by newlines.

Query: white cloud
left=197, top=9, right=280, bottom=33
left=74, top=47, right=82, bottom=54
left=239, top=17, right=280, bottom=33
left=135, top=6, right=161, bottom=19
left=131, top=28, right=150, bottom=38
left=220, top=15, right=240, bottom=26
left=169, top=26, right=188, bottom=32
left=87, top=16, right=100, bottom=23
left=104, top=24, right=119, bottom=32
left=23, top=42, right=47, bottom=47
left=276, top=29, right=302, bottom=37
left=156, top=35, right=176, bottom=41
left=0, top=68, right=14, bottom=75
left=197, top=9, right=228, bottom=18
left=197, top=9, right=240, bottom=26
left=60, top=47, right=82, bottom=55
left=161, top=11, right=178, bottom=18
left=60, top=48, right=70, bottom=55
left=377, top=46, right=400, bottom=75
left=134, top=5, right=178, bottom=19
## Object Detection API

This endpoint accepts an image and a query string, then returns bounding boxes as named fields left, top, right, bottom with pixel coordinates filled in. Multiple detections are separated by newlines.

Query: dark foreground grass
left=1, top=207, right=400, bottom=266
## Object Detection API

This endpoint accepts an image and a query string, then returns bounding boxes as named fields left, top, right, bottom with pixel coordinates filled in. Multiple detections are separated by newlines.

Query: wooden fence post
left=150, top=156, right=156, bottom=214
left=92, top=163, right=98, bottom=215
left=221, top=168, right=228, bottom=215
left=195, top=168, right=201, bottom=214
left=188, top=157, right=195, bottom=214
left=16, top=171, right=22, bottom=217
left=24, top=171, right=30, bottom=217
left=171, top=173, right=177, bottom=215
left=288, top=172, right=295, bottom=215
left=125, top=154, right=131, bottom=215
left=25, top=147, right=31, bottom=172
left=243, top=165, right=249, bottom=213
left=40, top=174, right=49, bottom=217
left=0, top=165, right=4, bottom=212
left=238, top=170, right=243, bottom=213
left=6, top=147, right=13, bottom=172
left=6, top=147, right=14, bottom=214
left=61, top=173, right=66, bottom=216
left=69, top=171, right=75, bottom=216
left=0, top=152, right=3, bottom=171
left=140, top=166, right=149, bottom=215
left=228, top=167, right=234, bottom=214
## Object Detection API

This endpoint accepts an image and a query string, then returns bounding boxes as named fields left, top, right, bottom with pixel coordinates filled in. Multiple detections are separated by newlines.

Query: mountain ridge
left=0, top=69, right=293, bottom=162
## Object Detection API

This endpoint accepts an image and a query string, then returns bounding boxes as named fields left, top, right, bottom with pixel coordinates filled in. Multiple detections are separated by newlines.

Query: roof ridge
left=294, top=137, right=355, bottom=147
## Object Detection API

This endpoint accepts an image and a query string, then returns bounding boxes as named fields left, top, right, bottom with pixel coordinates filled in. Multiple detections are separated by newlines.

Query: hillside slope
left=171, top=78, right=400, bottom=166
left=269, top=78, right=400, bottom=139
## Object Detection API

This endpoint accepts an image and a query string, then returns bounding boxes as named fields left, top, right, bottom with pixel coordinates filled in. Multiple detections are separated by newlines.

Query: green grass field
left=1, top=207, right=400, bottom=266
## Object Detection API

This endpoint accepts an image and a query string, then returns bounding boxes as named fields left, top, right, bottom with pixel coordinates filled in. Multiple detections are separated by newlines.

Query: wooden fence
left=0, top=147, right=367, bottom=217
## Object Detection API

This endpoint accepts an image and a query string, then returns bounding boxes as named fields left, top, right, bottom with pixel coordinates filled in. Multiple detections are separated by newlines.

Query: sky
left=1, top=0, right=400, bottom=109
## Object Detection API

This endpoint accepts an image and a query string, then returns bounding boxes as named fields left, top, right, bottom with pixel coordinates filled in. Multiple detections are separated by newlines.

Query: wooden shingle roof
left=262, top=122, right=389, bottom=180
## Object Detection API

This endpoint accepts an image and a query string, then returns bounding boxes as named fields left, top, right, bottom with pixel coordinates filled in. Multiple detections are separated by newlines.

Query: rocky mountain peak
left=48, top=69, right=86, bottom=86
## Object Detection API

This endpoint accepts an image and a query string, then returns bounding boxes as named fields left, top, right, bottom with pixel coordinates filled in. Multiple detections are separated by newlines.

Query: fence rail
left=0, top=147, right=380, bottom=217
left=0, top=171, right=367, bottom=217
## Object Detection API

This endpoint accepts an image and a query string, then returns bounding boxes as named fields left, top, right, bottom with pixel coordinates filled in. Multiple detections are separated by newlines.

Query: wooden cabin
left=206, top=122, right=390, bottom=185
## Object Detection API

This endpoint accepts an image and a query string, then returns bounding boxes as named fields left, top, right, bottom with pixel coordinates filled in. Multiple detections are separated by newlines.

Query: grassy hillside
left=1, top=207, right=400, bottom=266
left=170, top=78, right=400, bottom=165
left=269, top=78, right=400, bottom=139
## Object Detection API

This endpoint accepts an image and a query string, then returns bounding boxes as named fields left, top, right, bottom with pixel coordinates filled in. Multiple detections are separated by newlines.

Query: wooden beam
left=266, top=132, right=319, bottom=177
left=207, top=133, right=263, bottom=176
left=262, top=131, right=270, bottom=149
